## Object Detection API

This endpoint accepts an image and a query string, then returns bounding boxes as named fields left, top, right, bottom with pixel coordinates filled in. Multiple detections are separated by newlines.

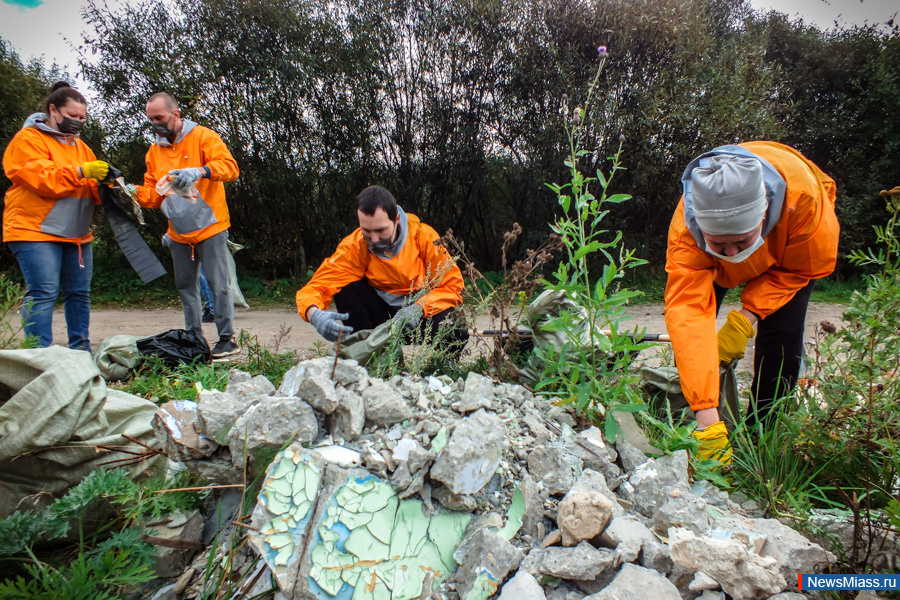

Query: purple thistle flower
left=598, top=45, right=609, bottom=59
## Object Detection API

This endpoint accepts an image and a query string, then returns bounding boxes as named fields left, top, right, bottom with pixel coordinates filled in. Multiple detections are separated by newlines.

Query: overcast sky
left=1, top=0, right=897, bottom=92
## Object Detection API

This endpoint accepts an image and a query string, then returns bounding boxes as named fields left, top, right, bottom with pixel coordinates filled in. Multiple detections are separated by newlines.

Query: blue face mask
left=706, top=235, right=764, bottom=263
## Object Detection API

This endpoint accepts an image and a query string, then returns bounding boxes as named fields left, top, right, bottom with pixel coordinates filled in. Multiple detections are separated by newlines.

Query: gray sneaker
left=211, top=337, right=239, bottom=358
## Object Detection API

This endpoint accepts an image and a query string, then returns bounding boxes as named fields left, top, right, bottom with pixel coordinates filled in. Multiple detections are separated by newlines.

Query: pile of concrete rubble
left=149, top=356, right=844, bottom=600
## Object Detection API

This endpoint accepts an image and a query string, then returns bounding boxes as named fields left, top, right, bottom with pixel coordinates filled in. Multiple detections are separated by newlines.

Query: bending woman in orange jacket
left=2, top=82, right=109, bottom=350
left=665, top=141, right=839, bottom=461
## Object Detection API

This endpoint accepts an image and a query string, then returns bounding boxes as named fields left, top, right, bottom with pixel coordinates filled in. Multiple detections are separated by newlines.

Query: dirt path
left=48, top=300, right=847, bottom=374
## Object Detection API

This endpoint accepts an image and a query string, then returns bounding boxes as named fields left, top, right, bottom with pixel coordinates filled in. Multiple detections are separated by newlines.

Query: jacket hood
left=23, top=112, right=79, bottom=146
left=155, top=119, right=198, bottom=146
left=681, top=145, right=786, bottom=250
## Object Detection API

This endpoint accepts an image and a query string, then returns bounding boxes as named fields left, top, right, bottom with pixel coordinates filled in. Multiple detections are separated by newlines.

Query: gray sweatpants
left=168, top=230, right=234, bottom=341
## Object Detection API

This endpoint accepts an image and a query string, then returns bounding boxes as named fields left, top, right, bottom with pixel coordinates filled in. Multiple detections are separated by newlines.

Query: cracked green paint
left=256, top=448, right=322, bottom=582
left=429, top=427, right=449, bottom=454
left=308, top=473, right=471, bottom=600
left=463, top=571, right=502, bottom=600
left=497, top=486, right=524, bottom=540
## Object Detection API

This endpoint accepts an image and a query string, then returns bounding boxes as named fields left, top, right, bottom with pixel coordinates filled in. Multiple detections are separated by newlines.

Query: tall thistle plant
left=535, top=46, right=651, bottom=438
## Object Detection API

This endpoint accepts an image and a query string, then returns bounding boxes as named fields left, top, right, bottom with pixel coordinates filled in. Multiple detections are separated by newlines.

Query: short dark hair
left=355, top=186, right=398, bottom=221
left=44, top=81, right=86, bottom=114
left=148, top=92, right=179, bottom=111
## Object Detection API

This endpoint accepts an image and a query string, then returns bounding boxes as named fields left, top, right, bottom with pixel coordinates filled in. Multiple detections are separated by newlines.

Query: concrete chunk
left=197, top=388, right=259, bottom=444
left=227, top=396, right=318, bottom=469
left=361, top=380, right=412, bottom=425
left=587, top=563, right=681, bottom=600
left=152, top=400, right=217, bottom=461
left=327, top=386, right=366, bottom=441
left=458, top=371, right=496, bottom=413
left=669, top=527, right=786, bottom=600
left=453, top=527, right=524, bottom=599
left=499, top=571, right=546, bottom=600
left=431, top=410, right=505, bottom=495
left=528, top=445, right=582, bottom=496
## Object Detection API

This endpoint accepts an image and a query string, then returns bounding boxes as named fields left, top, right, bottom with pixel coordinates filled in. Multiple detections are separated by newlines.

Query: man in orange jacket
left=133, top=93, right=241, bottom=358
left=665, top=141, right=839, bottom=461
left=296, top=185, right=467, bottom=351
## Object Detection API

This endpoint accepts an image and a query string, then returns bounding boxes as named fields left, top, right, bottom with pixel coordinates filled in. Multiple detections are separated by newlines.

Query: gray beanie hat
left=691, top=155, right=767, bottom=235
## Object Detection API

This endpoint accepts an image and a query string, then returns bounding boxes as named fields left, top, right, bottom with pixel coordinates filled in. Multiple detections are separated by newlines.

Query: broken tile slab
left=518, top=473, right=543, bottom=539
left=361, top=380, right=412, bottom=425
left=668, top=527, right=786, bottom=600
left=228, top=397, right=319, bottom=470
left=303, top=467, right=472, bottom=600
left=152, top=400, right=218, bottom=462
left=527, top=445, right=582, bottom=496
left=430, top=410, right=505, bottom=496
left=327, top=387, right=366, bottom=441
left=453, top=527, right=524, bottom=600
left=197, top=388, right=261, bottom=444
left=498, top=571, right=546, bottom=600
left=712, top=516, right=836, bottom=589
left=249, top=445, right=325, bottom=594
left=586, top=563, right=682, bottom=600
left=457, top=372, right=495, bottom=413
left=557, top=490, right=614, bottom=546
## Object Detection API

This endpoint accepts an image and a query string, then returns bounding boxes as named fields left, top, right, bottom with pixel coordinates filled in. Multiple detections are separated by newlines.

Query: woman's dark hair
left=43, top=81, right=86, bottom=113
left=355, top=185, right=398, bottom=220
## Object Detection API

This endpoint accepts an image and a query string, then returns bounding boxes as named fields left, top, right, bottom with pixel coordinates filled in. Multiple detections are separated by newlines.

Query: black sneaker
left=211, top=337, right=239, bottom=359
left=202, top=307, right=215, bottom=323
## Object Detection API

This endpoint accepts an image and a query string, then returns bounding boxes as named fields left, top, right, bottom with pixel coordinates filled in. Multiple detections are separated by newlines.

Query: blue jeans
left=8, top=241, right=93, bottom=351
left=198, top=265, right=215, bottom=314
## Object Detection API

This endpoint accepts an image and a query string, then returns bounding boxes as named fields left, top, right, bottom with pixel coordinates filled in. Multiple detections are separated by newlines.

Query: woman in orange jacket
left=665, top=141, right=839, bottom=460
left=2, top=82, right=109, bottom=350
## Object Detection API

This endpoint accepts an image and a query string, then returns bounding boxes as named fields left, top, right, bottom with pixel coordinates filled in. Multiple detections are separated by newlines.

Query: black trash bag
left=136, top=329, right=211, bottom=367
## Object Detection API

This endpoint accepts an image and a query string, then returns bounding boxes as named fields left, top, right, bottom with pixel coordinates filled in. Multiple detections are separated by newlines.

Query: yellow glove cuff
left=693, top=420, right=728, bottom=442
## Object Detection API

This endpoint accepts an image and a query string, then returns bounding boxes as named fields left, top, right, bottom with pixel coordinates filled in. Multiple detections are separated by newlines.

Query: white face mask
left=706, top=234, right=764, bottom=263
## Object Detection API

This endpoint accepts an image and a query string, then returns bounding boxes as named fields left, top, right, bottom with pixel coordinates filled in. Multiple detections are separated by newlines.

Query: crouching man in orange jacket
left=133, top=93, right=240, bottom=359
left=296, top=185, right=468, bottom=353
left=665, top=141, right=839, bottom=462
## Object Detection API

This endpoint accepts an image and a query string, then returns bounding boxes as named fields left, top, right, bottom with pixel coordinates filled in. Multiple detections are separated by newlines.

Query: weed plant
left=441, top=224, right=562, bottom=380
left=0, top=274, right=36, bottom=349
left=531, top=48, right=651, bottom=438
left=0, top=469, right=205, bottom=598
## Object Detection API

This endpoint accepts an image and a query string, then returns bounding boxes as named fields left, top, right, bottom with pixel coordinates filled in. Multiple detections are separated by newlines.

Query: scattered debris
left=144, top=356, right=840, bottom=600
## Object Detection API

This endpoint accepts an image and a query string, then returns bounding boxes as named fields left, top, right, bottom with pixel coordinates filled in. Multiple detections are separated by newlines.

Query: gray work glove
left=309, top=308, right=353, bottom=342
left=392, top=303, right=423, bottom=330
left=168, top=167, right=206, bottom=190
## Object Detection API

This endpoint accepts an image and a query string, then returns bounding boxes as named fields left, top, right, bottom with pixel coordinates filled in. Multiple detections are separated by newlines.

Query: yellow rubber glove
left=81, top=160, right=109, bottom=181
left=717, top=310, right=755, bottom=364
left=693, top=421, right=733, bottom=465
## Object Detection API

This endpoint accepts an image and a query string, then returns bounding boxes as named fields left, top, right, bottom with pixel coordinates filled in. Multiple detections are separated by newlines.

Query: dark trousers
left=714, top=279, right=816, bottom=426
left=333, top=279, right=469, bottom=352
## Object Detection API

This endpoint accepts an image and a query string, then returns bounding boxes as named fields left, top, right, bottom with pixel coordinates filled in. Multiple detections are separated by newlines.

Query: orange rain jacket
left=136, top=120, right=239, bottom=245
left=3, top=113, right=100, bottom=244
left=665, top=141, right=839, bottom=411
left=296, top=210, right=464, bottom=320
